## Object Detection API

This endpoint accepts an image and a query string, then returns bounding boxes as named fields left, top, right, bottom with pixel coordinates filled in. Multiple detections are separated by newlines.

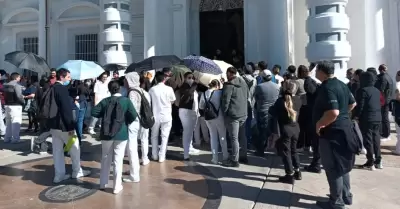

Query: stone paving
left=0, top=126, right=399, bottom=209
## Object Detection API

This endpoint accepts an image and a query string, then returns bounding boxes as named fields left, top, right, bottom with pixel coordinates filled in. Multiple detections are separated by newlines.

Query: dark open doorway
left=199, top=8, right=244, bottom=68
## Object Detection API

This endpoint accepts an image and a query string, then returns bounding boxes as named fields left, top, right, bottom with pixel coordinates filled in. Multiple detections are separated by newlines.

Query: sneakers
left=278, top=175, right=294, bottom=184
left=72, top=169, right=91, bottom=179
left=211, top=159, right=219, bottom=165
left=380, top=137, right=391, bottom=142
left=122, top=177, right=140, bottom=183
left=304, top=164, right=322, bottom=173
left=360, top=161, right=375, bottom=171
left=374, top=162, right=383, bottom=169
left=142, top=158, right=150, bottom=166
left=3, top=138, right=11, bottom=143
left=189, top=148, right=200, bottom=155
left=88, top=128, right=96, bottom=135
left=222, top=159, right=239, bottom=168
left=158, top=157, right=166, bottom=163
left=113, top=186, right=123, bottom=194
left=53, top=174, right=71, bottom=183
left=239, top=157, right=249, bottom=164
left=294, top=170, right=302, bottom=180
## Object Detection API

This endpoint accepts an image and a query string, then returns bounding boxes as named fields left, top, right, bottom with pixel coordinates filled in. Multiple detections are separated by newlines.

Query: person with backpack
left=122, top=72, right=151, bottom=183
left=91, top=80, right=138, bottom=194
left=241, top=65, right=256, bottom=147
left=3, top=73, right=25, bottom=143
left=41, top=68, right=90, bottom=183
left=199, top=79, right=228, bottom=164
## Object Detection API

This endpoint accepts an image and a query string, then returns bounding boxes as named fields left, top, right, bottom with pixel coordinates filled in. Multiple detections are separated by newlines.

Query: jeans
left=225, top=116, right=247, bottom=162
left=380, top=104, right=390, bottom=138
left=320, top=138, right=353, bottom=209
left=205, top=115, right=229, bottom=161
left=27, top=111, right=38, bottom=130
left=75, top=107, right=87, bottom=144
left=245, top=107, right=253, bottom=145
left=256, top=118, right=270, bottom=155
left=276, top=124, right=300, bottom=175
left=359, top=122, right=381, bottom=164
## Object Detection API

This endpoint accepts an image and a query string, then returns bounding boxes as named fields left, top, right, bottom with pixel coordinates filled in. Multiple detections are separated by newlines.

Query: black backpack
left=101, top=97, right=125, bottom=138
left=38, top=86, right=58, bottom=120
left=203, top=91, right=219, bottom=121
left=131, top=89, right=155, bottom=129
left=242, top=76, right=254, bottom=89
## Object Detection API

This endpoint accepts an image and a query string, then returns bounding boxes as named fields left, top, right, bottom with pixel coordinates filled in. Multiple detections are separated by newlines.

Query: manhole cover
left=39, top=182, right=97, bottom=203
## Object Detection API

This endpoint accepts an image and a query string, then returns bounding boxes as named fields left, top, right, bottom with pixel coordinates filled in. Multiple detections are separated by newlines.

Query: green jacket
left=91, top=95, right=137, bottom=141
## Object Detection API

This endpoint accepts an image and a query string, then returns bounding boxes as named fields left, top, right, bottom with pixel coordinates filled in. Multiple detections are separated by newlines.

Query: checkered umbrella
left=183, top=55, right=222, bottom=75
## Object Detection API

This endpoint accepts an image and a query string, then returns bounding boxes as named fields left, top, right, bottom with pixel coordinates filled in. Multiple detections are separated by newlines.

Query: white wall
left=293, top=0, right=308, bottom=66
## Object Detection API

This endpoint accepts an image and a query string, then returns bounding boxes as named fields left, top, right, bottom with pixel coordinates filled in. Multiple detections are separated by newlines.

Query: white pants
left=179, top=109, right=198, bottom=158
left=139, top=125, right=149, bottom=161
left=0, top=104, right=5, bottom=135
left=50, top=129, right=83, bottom=178
left=150, top=120, right=172, bottom=159
left=5, top=105, right=22, bottom=141
left=100, top=140, right=127, bottom=190
left=395, top=125, right=400, bottom=153
left=194, top=116, right=210, bottom=144
left=206, top=116, right=229, bottom=161
left=127, top=120, right=140, bottom=180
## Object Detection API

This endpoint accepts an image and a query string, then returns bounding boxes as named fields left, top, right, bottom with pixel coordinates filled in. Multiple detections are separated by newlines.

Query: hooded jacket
left=221, top=76, right=249, bottom=119
left=125, top=72, right=142, bottom=113
left=353, top=72, right=382, bottom=123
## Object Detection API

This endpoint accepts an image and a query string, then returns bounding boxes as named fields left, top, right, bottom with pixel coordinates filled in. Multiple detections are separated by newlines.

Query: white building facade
left=0, top=0, right=399, bottom=79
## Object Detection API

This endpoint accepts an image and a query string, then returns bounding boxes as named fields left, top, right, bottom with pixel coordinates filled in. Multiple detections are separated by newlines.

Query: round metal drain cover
left=39, top=183, right=96, bottom=203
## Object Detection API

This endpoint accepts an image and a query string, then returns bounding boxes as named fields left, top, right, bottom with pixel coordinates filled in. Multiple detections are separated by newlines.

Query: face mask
left=63, top=80, right=70, bottom=86
left=186, top=79, right=194, bottom=86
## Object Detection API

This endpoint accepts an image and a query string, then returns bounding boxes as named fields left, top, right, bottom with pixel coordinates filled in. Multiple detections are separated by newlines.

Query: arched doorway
left=199, top=0, right=244, bottom=67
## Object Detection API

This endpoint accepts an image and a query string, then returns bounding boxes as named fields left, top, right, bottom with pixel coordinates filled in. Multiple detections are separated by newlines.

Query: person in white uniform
left=149, top=72, right=176, bottom=162
left=88, top=72, right=110, bottom=134
left=47, top=68, right=90, bottom=183
left=92, top=80, right=138, bottom=194
left=3, top=73, right=24, bottom=143
left=199, top=79, right=229, bottom=164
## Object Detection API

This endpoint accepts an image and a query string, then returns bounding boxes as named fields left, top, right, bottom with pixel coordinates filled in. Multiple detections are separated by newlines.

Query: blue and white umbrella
left=183, top=55, right=222, bottom=75
left=57, top=60, right=104, bottom=80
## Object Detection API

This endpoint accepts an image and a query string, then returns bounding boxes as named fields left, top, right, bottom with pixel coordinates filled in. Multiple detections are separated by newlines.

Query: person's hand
left=68, top=131, right=75, bottom=136
left=316, top=121, right=325, bottom=136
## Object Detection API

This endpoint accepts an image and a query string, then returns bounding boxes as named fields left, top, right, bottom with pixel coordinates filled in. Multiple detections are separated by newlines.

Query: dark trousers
left=27, top=111, right=38, bottom=130
left=310, top=131, right=321, bottom=166
left=256, top=120, right=269, bottom=154
left=380, top=104, right=390, bottom=138
left=298, top=105, right=312, bottom=148
left=360, top=122, right=382, bottom=164
left=171, top=104, right=182, bottom=139
left=75, top=108, right=87, bottom=144
left=276, top=123, right=300, bottom=175
left=320, top=138, right=353, bottom=209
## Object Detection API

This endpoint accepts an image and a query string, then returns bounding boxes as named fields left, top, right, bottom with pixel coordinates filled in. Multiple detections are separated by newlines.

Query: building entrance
left=199, top=0, right=244, bottom=68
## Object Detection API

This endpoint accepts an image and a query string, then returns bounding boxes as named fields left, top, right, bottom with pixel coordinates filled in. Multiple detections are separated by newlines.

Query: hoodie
left=353, top=72, right=382, bottom=123
left=125, top=72, right=142, bottom=113
left=221, top=76, right=249, bottom=119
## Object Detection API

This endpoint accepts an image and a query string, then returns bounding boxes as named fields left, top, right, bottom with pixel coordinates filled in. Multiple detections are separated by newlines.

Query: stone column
left=100, top=0, right=132, bottom=66
left=38, top=0, right=46, bottom=58
left=306, top=0, right=351, bottom=80
left=172, top=0, right=189, bottom=58
left=144, top=0, right=157, bottom=58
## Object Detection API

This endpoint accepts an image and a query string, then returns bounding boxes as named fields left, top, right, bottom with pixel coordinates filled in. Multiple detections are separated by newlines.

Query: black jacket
left=375, top=72, right=394, bottom=105
left=303, top=76, right=318, bottom=107
left=47, top=82, right=75, bottom=132
left=353, top=72, right=382, bottom=123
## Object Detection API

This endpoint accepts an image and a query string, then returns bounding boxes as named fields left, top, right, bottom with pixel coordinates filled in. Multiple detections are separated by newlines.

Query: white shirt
left=199, top=89, right=223, bottom=116
left=94, top=80, right=110, bottom=104
left=149, top=83, right=176, bottom=122
left=275, top=74, right=284, bottom=87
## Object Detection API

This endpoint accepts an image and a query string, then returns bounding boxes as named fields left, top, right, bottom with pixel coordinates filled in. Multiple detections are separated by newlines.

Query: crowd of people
left=1, top=59, right=399, bottom=209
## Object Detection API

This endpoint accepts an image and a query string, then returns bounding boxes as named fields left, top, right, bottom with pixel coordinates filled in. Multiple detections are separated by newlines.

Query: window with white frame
left=22, top=37, right=39, bottom=54
left=74, top=34, right=98, bottom=62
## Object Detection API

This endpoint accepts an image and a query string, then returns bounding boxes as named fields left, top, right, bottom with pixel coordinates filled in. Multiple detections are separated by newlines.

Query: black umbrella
left=103, top=63, right=126, bottom=71
left=5, top=51, right=50, bottom=74
left=125, top=55, right=182, bottom=73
